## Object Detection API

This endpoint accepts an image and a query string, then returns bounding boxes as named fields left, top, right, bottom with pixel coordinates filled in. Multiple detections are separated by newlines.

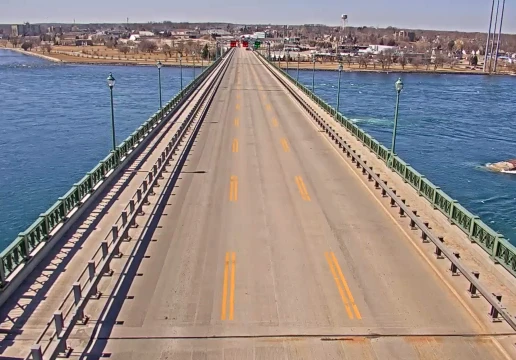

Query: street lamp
left=106, top=73, right=116, bottom=151
left=156, top=60, right=162, bottom=109
left=296, top=54, right=300, bottom=83
left=312, top=55, right=316, bottom=93
left=193, top=52, right=196, bottom=79
left=389, top=78, right=404, bottom=167
left=286, top=50, right=289, bottom=74
left=335, top=63, right=343, bottom=121
left=179, top=54, right=183, bottom=92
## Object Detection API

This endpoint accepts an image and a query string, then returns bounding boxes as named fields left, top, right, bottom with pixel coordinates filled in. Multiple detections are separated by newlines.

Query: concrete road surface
left=79, top=49, right=514, bottom=359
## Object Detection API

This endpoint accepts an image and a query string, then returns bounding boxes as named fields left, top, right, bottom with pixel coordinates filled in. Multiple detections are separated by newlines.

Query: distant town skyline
left=1, top=0, right=515, bottom=34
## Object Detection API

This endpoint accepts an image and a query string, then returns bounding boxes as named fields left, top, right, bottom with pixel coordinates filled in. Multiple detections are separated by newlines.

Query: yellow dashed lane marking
left=295, top=176, right=310, bottom=201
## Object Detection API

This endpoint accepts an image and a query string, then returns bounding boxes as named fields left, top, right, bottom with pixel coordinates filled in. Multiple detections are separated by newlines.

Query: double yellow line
left=221, top=252, right=236, bottom=320
left=325, top=252, right=361, bottom=319
left=280, top=138, right=290, bottom=152
left=295, top=176, right=311, bottom=201
left=232, top=138, right=239, bottom=153
left=229, top=176, right=238, bottom=202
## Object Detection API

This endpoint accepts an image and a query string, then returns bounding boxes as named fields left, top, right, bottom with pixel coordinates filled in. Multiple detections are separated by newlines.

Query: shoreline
left=275, top=62, right=514, bottom=76
left=1, top=47, right=63, bottom=62
left=3, top=46, right=515, bottom=76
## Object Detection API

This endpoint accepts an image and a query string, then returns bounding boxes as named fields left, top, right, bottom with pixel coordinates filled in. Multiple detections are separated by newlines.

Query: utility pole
left=488, top=0, right=500, bottom=73
left=483, top=0, right=495, bottom=72
left=493, top=0, right=506, bottom=73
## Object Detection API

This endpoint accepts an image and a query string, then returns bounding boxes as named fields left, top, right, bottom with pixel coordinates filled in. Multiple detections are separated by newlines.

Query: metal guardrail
left=0, top=51, right=227, bottom=289
left=258, top=51, right=516, bottom=279
left=27, top=49, right=234, bottom=360
left=256, top=51, right=516, bottom=331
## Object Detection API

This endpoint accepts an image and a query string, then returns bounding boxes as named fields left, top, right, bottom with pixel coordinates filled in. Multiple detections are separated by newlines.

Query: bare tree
left=176, top=41, right=185, bottom=56
left=434, top=54, right=445, bottom=70
left=118, top=45, right=130, bottom=55
left=42, top=43, right=52, bottom=54
left=411, top=56, right=422, bottom=70
left=423, top=56, right=432, bottom=70
left=105, top=40, right=116, bottom=49
left=9, top=37, right=19, bottom=48
left=377, top=50, right=393, bottom=70
left=344, top=54, right=352, bottom=68
left=21, top=41, right=33, bottom=51
left=358, top=54, right=369, bottom=69
left=398, top=55, right=407, bottom=69
left=138, top=39, right=157, bottom=53
left=162, top=44, right=171, bottom=57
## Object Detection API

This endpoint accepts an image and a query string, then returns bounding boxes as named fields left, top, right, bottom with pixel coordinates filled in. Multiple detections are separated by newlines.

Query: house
left=76, top=39, right=93, bottom=46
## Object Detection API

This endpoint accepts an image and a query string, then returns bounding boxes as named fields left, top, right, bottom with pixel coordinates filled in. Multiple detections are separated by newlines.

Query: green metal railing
left=0, top=53, right=226, bottom=286
left=258, top=51, right=516, bottom=278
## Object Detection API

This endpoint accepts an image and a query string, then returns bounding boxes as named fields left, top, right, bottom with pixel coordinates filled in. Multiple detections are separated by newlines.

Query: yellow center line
left=235, top=103, right=241, bottom=110
left=331, top=252, right=362, bottom=319
left=280, top=138, right=290, bottom=152
left=229, top=252, right=236, bottom=320
left=266, top=104, right=272, bottom=111
left=295, top=176, right=311, bottom=201
left=221, top=252, right=230, bottom=320
left=229, top=176, right=238, bottom=202
left=234, top=118, right=239, bottom=127
left=271, top=118, right=279, bottom=128
left=236, top=94, right=241, bottom=99
left=232, top=138, right=239, bottom=153
left=325, top=252, right=354, bottom=319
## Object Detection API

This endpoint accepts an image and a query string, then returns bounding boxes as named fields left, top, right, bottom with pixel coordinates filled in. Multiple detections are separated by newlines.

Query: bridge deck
left=2, top=49, right=516, bottom=359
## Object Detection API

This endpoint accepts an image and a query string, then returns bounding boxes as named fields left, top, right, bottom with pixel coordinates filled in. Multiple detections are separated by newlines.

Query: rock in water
left=486, top=159, right=516, bottom=172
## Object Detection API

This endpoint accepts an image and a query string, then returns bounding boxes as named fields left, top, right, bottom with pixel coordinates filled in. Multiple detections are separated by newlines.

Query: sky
left=2, top=0, right=515, bottom=33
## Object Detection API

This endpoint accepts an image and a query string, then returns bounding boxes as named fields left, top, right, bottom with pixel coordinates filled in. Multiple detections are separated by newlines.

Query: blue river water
left=0, top=49, right=515, bottom=252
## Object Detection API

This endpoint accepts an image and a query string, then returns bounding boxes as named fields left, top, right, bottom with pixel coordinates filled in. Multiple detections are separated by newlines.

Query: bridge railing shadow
left=0, top=109, right=184, bottom=356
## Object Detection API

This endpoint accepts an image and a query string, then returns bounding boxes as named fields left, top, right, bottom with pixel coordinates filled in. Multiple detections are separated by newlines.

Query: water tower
left=341, top=14, right=348, bottom=31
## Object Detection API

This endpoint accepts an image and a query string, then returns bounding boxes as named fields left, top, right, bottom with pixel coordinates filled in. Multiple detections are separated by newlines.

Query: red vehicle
left=242, top=40, right=249, bottom=48
left=230, top=40, right=237, bottom=48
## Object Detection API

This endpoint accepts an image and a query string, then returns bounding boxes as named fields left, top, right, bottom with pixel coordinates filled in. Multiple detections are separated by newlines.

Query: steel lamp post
left=179, top=54, right=183, bottom=92
left=335, top=63, right=343, bottom=121
left=193, top=52, right=196, bottom=79
left=389, top=78, right=404, bottom=167
left=107, top=73, right=116, bottom=151
left=286, top=50, right=289, bottom=74
left=296, top=54, right=300, bottom=82
left=156, top=60, right=162, bottom=109
left=312, top=55, right=316, bottom=93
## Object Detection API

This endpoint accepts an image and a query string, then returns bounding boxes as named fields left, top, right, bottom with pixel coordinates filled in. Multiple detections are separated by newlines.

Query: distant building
left=11, top=23, right=41, bottom=37
left=138, top=31, right=154, bottom=37
left=76, top=39, right=93, bottom=46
